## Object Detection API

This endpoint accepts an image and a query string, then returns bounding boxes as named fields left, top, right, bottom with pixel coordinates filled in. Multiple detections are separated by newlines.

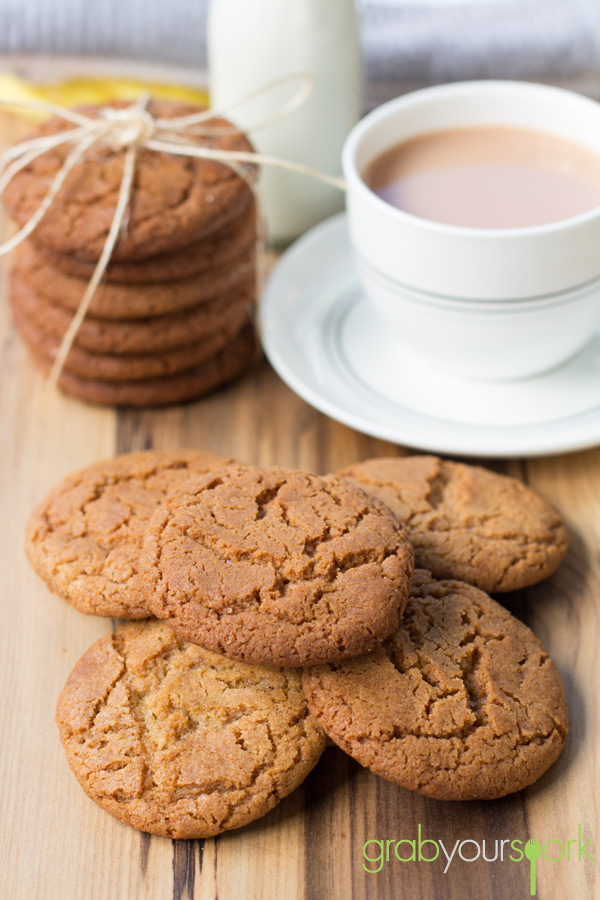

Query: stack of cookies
left=5, top=100, right=259, bottom=406
left=26, top=451, right=570, bottom=839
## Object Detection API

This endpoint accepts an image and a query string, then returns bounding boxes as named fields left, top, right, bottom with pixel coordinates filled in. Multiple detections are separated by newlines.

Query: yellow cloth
left=0, top=72, right=208, bottom=120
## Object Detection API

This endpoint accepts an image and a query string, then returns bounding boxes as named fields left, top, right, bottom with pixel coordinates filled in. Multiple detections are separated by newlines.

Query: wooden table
left=1, top=115, right=598, bottom=900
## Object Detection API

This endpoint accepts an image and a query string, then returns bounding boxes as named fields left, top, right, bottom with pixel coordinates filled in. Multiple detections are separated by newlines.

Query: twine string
left=0, top=97, right=97, bottom=127
left=47, top=93, right=151, bottom=385
left=223, top=157, right=268, bottom=311
left=0, top=124, right=92, bottom=169
left=153, top=72, right=315, bottom=135
left=47, top=142, right=139, bottom=386
left=0, top=130, right=101, bottom=258
left=144, top=138, right=346, bottom=190
left=0, top=74, right=347, bottom=387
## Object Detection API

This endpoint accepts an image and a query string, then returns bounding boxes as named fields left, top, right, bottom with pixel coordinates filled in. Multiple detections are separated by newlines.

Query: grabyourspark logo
left=362, top=825, right=594, bottom=896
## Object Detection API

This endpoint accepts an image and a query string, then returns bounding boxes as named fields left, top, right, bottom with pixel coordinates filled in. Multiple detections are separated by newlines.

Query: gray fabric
left=0, top=0, right=599, bottom=105
left=362, top=0, right=600, bottom=78
left=1, top=0, right=208, bottom=67
left=360, top=0, right=600, bottom=105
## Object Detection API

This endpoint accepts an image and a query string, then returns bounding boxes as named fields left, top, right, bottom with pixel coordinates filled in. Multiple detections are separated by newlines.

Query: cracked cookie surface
left=337, top=456, right=568, bottom=592
left=302, top=569, right=568, bottom=800
left=26, top=450, right=233, bottom=618
left=4, top=100, right=255, bottom=261
left=56, top=619, right=326, bottom=838
left=140, top=465, right=414, bottom=667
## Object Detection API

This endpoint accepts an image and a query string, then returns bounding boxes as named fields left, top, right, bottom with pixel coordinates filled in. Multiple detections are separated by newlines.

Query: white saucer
left=260, top=214, right=600, bottom=458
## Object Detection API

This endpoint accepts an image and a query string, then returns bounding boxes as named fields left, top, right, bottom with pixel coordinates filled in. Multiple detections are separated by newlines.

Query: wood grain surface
left=0, top=111, right=598, bottom=900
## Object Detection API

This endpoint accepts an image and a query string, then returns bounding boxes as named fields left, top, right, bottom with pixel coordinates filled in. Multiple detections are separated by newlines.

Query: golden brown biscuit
left=26, top=450, right=233, bottom=618
left=18, top=321, right=258, bottom=407
left=303, top=570, right=568, bottom=800
left=5, top=100, right=255, bottom=260
left=337, top=456, right=568, bottom=592
left=56, top=620, right=327, bottom=838
left=141, top=465, right=414, bottom=667
left=34, top=200, right=257, bottom=284
left=17, top=238, right=255, bottom=320
left=10, top=265, right=253, bottom=355
left=10, top=278, right=251, bottom=381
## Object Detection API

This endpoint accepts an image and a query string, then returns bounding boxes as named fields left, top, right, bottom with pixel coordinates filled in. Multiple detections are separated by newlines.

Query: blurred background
left=0, top=0, right=599, bottom=106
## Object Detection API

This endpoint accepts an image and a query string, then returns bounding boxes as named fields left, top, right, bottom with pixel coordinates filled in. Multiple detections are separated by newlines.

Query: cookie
left=303, top=569, right=568, bottom=801
left=140, top=465, right=415, bottom=667
left=337, top=456, right=568, bottom=592
left=10, top=266, right=253, bottom=355
left=56, top=619, right=327, bottom=838
left=10, top=273, right=251, bottom=379
left=17, top=238, right=255, bottom=320
left=23, top=322, right=258, bottom=407
left=35, top=200, right=257, bottom=283
left=26, top=450, right=233, bottom=618
left=4, top=99, right=256, bottom=261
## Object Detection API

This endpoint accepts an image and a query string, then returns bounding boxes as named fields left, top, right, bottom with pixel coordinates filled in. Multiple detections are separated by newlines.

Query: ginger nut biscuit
left=303, top=569, right=568, bottom=801
left=17, top=238, right=255, bottom=321
left=337, top=456, right=568, bottom=592
left=141, top=465, right=415, bottom=667
left=26, top=450, right=234, bottom=618
left=56, top=619, right=327, bottom=838
left=20, top=321, right=258, bottom=407
left=10, top=282, right=249, bottom=382
left=35, top=200, right=257, bottom=284
left=10, top=267, right=252, bottom=356
left=5, top=99, right=256, bottom=261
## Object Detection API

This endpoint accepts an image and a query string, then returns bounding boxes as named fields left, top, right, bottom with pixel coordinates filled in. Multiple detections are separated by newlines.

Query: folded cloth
left=0, top=0, right=599, bottom=106
left=360, top=0, right=600, bottom=105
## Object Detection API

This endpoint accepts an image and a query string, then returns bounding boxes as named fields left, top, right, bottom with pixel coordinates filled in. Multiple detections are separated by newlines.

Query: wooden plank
left=523, top=450, right=600, bottom=900
left=0, top=307, right=120, bottom=900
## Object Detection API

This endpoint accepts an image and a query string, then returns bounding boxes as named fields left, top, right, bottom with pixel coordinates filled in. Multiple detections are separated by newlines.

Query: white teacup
left=342, top=81, right=600, bottom=380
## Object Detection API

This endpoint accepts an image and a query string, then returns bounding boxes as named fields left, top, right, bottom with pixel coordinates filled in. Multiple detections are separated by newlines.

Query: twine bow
left=0, top=75, right=347, bottom=387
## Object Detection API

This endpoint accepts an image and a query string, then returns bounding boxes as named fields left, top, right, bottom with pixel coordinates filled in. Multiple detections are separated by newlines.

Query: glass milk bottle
left=208, top=0, right=362, bottom=244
